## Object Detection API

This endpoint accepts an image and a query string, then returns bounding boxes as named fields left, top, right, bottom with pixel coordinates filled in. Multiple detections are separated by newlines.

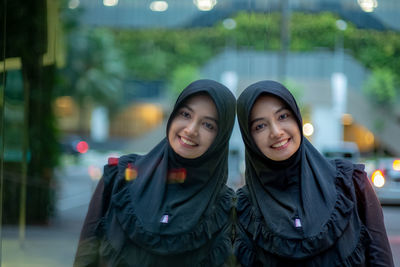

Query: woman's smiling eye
left=179, top=110, right=191, bottom=119
left=279, top=113, right=289, bottom=120
left=254, top=123, right=266, bottom=131
left=203, top=121, right=215, bottom=130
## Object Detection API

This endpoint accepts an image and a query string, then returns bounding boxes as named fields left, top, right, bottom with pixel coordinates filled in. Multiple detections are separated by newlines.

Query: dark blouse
left=234, top=160, right=394, bottom=267
left=73, top=163, right=236, bottom=267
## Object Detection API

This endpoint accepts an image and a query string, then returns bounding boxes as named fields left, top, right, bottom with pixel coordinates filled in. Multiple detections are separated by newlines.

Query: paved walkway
left=1, top=154, right=95, bottom=267
left=1, top=204, right=87, bottom=267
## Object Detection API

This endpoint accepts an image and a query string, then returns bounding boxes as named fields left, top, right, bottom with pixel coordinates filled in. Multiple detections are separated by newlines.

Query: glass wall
left=0, top=0, right=399, bottom=266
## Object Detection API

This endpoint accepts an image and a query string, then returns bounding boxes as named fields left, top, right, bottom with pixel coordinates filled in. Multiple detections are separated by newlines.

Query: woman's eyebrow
left=275, top=106, right=289, bottom=114
left=181, top=104, right=193, bottom=112
left=250, top=117, right=264, bottom=126
left=205, top=116, right=218, bottom=124
left=250, top=106, right=288, bottom=125
left=182, top=104, right=218, bottom=123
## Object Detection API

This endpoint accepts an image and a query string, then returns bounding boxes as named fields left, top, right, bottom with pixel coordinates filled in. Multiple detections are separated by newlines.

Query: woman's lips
left=271, top=138, right=290, bottom=150
left=179, top=136, right=197, bottom=147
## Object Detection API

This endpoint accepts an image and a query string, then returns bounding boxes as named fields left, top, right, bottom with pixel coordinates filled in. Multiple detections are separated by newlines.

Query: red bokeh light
left=76, top=141, right=89, bottom=154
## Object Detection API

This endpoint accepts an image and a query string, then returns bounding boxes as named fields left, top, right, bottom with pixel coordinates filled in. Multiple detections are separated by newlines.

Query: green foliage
left=116, top=28, right=220, bottom=81
left=168, top=65, right=200, bottom=99
left=347, top=30, right=400, bottom=70
left=281, top=79, right=308, bottom=115
left=363, top=68, right=397, bottom=105
left=291, top=12, right=340, bottom=50
left=282, top=79, right=303, bottom=103
left=61, top=27, right=125, bottom=108
left=62, top=11, right=400, bottom=105
left=221, top=12, right=281, bottom=50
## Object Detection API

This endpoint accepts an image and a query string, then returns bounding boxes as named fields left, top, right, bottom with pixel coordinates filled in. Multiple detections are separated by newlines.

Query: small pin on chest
left=160, top=214, right=169, bottom=224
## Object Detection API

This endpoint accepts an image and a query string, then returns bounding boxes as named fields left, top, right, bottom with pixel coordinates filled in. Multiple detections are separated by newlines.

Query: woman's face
left=168, top=94, right=218, bottom=159
left=250, top=94, right=301, bottom=161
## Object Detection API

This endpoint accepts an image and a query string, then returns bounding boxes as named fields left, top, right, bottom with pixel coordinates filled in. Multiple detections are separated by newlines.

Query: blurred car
left=369, top=158, right=400, bottom=205
left=321, top=141, right=360, bottom=163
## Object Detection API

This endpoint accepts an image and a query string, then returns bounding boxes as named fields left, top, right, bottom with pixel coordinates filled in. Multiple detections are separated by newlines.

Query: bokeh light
left=76, top=141, right=89, bottom=154
left=223, top=18, right=237, bottom=30
left=303, top=123, right=314, bottom=137
left=103, top=0, right=118, bottom=7
left=150, top=1, right=168, bottom=12
left=357, top=0, right=378, bottom=12
left=193, top=0, right=217, bottom=11
left=88, top=165, right=102, bottom=181
left=342, top=113, right=353, bottom=126
left=68, top=0, right=80, bottom=9
left=393, top=160, right=400, bottom=171
left=371, top=170, right=385, bottom=188
left=125, top=163, right=138, bottom=181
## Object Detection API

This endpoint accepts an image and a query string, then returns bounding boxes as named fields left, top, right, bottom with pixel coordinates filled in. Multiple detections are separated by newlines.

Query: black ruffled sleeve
left=353, top=164, right=394, bottom=267
left=233, top=187, right=257, bottom=267
left=73, top=163, right=119, bottom=267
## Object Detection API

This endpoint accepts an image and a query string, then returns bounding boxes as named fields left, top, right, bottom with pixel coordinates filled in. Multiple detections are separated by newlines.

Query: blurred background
left=1, top=0, right=400, bottom=266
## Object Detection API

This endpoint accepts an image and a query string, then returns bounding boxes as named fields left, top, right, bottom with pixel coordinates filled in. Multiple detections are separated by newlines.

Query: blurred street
left=1, top=152, right=399, bottom=266
left=383, top=206, right=400, bottom=266
left=1, top=153, right=101, bottom=267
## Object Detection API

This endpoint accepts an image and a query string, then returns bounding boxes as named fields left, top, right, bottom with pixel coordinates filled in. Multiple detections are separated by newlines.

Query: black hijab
left=106, top=79, right=236, bottom=257
left=236, top=80, right=363, bottom=260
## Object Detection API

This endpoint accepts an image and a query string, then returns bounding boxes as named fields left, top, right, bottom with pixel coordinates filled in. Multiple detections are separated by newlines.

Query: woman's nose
left=184, top=121, right=198, bottom=136
left=269, top=122, right=283, bottom=138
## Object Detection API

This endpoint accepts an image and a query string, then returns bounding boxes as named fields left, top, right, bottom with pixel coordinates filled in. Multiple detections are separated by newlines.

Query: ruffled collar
left=235, top=159, right=370, bottom=264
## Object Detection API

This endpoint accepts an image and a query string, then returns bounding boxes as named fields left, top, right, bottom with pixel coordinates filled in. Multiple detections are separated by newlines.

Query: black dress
left=73, top=79, right=237, bottom=267
left=234, top=80, right=394, bottom=267
left=235, top=159, right=393, bottom=266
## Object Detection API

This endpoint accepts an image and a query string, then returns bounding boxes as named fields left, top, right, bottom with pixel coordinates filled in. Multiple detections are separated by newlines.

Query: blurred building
left=60, top=0, right=400, bottom=156
left=201, top=49, right=400, bottom=155
left=3, top=1, right=398, bottom=152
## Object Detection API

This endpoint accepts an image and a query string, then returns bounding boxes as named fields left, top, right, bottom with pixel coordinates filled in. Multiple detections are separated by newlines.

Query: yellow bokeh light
left=393, top=160, right=400, bottom=171
left=371, top=170, right=385, bottom=188
left=364, top=131, right=374, bottom=145
left=54, top=96, right=77, bottom=116
left=342, top=113, right=353, bottom=126
left=138, top=104, right=163, bottom=126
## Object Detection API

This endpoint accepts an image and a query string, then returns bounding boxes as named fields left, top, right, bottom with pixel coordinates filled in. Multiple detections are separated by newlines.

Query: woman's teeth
left=181, top=136, right=196, bottom=146
left=272, top=139, right=288, bottom=148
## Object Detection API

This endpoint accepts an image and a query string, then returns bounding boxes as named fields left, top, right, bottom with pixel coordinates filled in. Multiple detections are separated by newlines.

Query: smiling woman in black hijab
left=73, top=79, right=237, bottom=267
left=235, top=80, right=393, bottom=266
